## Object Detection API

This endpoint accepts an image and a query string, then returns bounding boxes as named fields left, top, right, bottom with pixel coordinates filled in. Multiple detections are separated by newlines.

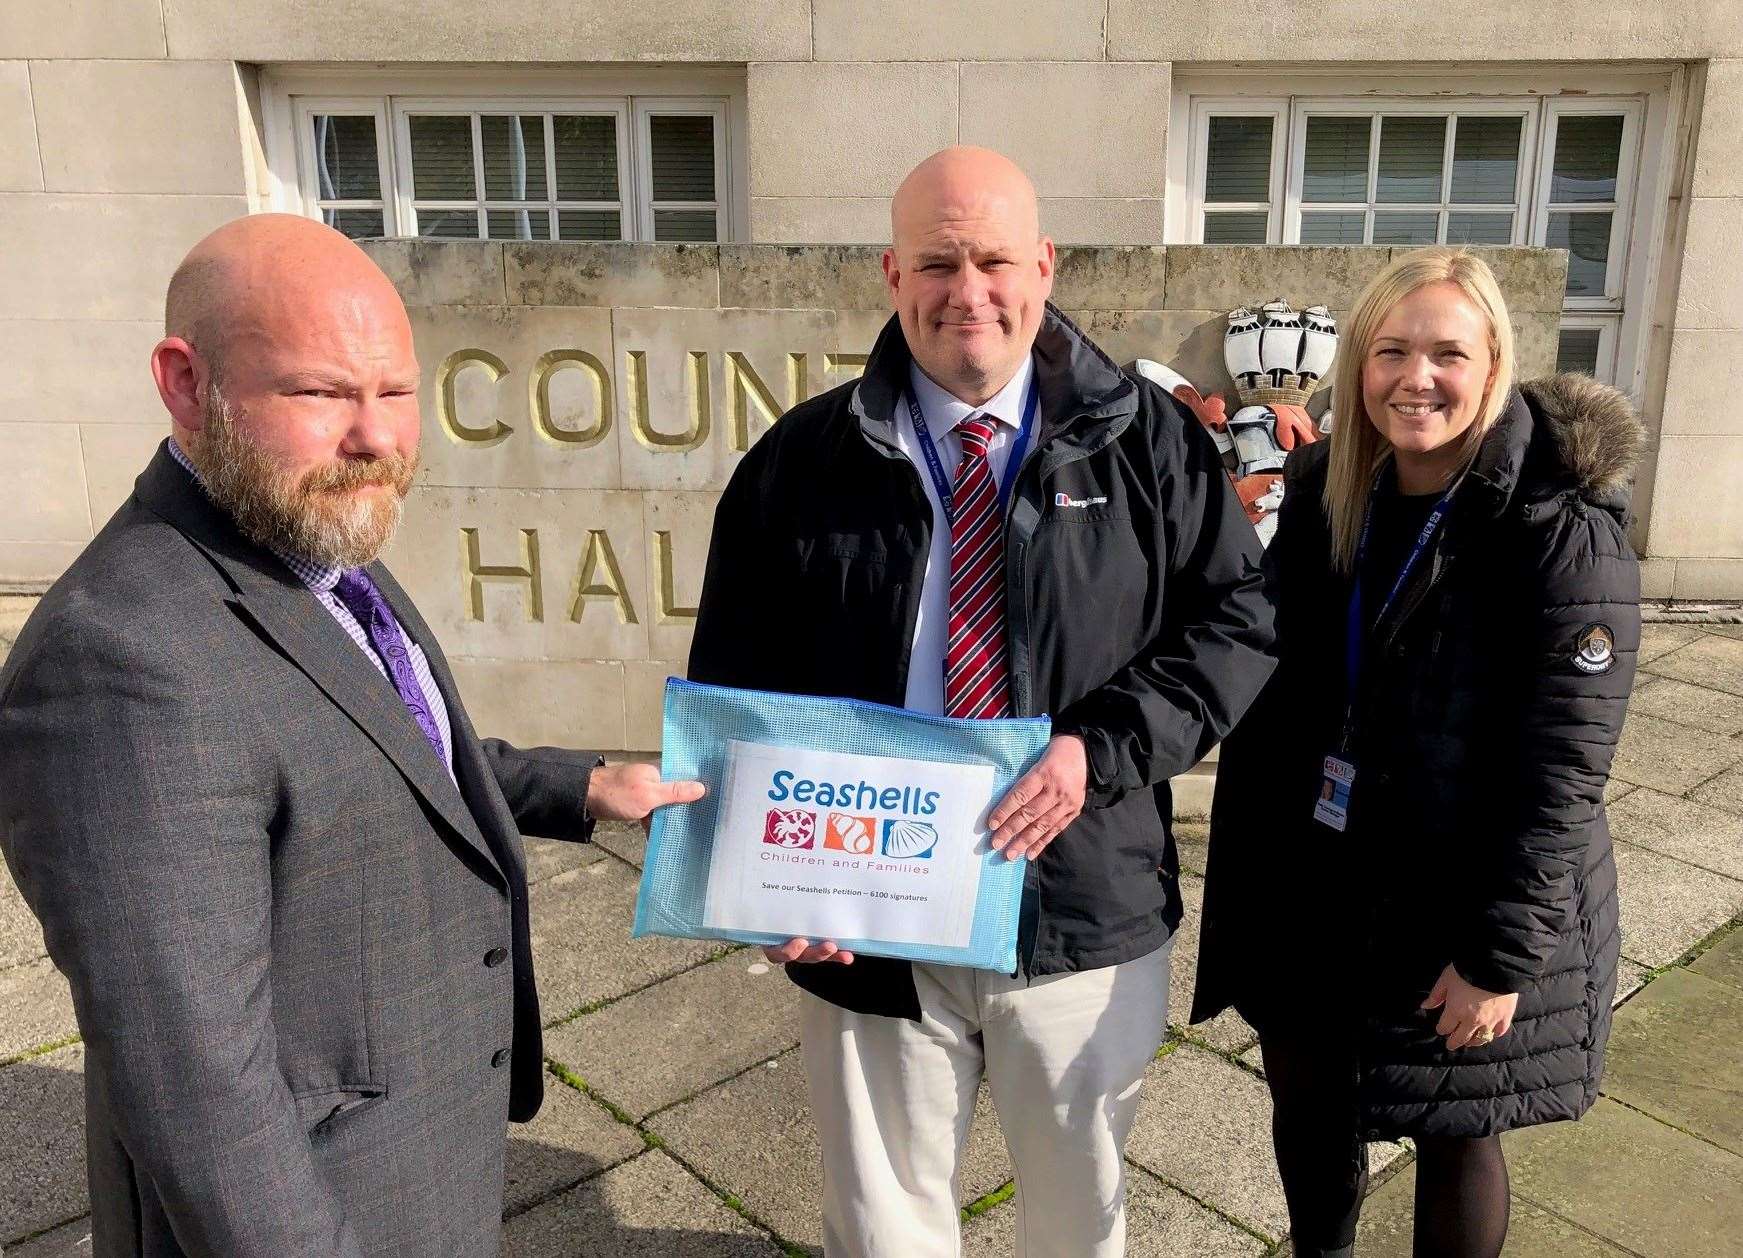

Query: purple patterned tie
left=332, top=569, right=449, bottom=766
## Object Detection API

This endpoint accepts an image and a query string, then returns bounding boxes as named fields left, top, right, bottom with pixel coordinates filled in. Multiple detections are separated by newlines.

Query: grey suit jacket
left=0, top=445, right=599, bottom=1256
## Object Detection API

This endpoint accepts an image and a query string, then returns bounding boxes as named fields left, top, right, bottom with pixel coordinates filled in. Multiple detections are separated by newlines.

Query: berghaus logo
left=1054, top=491, right=1109, bottom=508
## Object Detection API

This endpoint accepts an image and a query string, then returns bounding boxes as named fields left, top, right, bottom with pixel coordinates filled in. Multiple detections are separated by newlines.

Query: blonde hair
left=1323, top=247, right=1515, bottom=572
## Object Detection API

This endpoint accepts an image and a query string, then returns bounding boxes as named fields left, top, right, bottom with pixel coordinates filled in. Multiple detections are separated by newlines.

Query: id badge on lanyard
left=1314, top=471, right=1457, bottom=832
left=906, top=377, right=1040, bottom=521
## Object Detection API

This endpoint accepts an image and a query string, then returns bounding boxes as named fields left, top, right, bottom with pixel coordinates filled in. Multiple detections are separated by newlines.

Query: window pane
left=311, top=115, right=380, bottom=200
left=1547, top=211, right=1613, bottom=296
left=553, top=115, right=618, bottom=201
left=1205, top=116, right=1273, bottom=203
left=1372, top=211, right=1440, bottom=244
left=322, top=207, right=384, bottom=239
left=486, top=209, right=551, bottom=240
left=1556, top=327, right=1602, bottom=375
left=1551, top=114, right=1624, bottom=203
left=481, top=115, right=548, bottom=202
left=1203, top=211, right=1269, bottom=243
left=1450, top=115, right=1522, bottom=203
left=1303, top=116, right=1371, bottom=202
left=650, top=115, right=716, bottom=202
left=409, top=116, right=475, bottom=200
left=415, top=208, right=478, bottom=239
left=1446, top=211, right=1514, bottom=243
left=654, top=209, right=718, bottom=242
left=558, top=210, right=623, bottom=240
left=1376, top=115, right=1446, bottom=204
left=1299, top=211, right=1366, bottom=244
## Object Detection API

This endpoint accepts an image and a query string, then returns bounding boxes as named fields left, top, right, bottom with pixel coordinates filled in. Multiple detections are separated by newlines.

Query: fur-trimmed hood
left=1520, top=373, right=1646, bottom=501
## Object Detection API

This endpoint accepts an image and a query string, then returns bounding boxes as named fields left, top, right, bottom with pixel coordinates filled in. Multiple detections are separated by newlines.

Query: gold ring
left=1469, top=1026, right=1495, bottom=1046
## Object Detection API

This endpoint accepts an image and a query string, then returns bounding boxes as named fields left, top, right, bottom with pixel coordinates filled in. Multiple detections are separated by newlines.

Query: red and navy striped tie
left=944, top=415, right=1012, bottom=719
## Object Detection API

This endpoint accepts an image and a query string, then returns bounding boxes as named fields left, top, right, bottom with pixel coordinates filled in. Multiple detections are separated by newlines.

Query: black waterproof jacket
left=689, top=305, right=1276, bottom=1019
left=1191, top=375, right=1643, bottom=1139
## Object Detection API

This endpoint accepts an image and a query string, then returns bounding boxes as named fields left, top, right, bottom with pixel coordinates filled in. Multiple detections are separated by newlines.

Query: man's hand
left=586, top=761, right=706, bottom=832
left=1421, top=963, right=1518, bottom=1051
left=761, top=938, right=855, bottom=966
left=986, top=734, right=1088, bottom=862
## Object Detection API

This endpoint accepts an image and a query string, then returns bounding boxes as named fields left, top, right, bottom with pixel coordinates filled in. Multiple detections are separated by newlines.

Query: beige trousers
left=799, top=941, right=1172, bottom=1258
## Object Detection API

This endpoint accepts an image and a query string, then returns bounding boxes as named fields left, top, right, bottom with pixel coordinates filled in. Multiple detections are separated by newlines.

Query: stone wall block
left=410, top=305, right=621, bottom=491
left=1661, top=329, right=1743, bottom=436
left=750, top=196, right=890, bottom=245
left=1511, top=312, right=1562, bottom=380
left=0, top=425, right=91, bottom=546
left=80, top=423, right=167, bottom=533
left=1638, top=557, right=1675, bottom=600
left=1052, top=247, right=1169, bottom=311
left=1163, top=245, right=1393, bottom=314
left=1039, top=198, right=1167, bottom=246
left=748, top=63, right=957, bottom=199
left=383, top=487, right=652, bottom=664
left=1647, top=436, right=1743, bottom=559
left=625, top=660, right=681, bottom=752
left=812, top=0, right=1106, bottom=61
left=0, top=194, right=244, bottom=322
left=368, top=239, right=508, bottom=308
left=32, top=61, right=245, bottom=196
left=162, top=0, right=810, bottom=61
left=0, top=0, right=164, bottom=57
left=505, top=243, right=720, bottom=310
left=1693, top=62, right=1743, bottom=198
left=1444, top=247, right=1570, bottom=314
left=0, top=542, right=86, bottom=587
left=0, top=320, right=164, bottom=425
left=1675, top=199, right=1743, bottom=330
left=720, top=244, right=890, bottom=311
left=960, top=62, right=1171, bottom=199
left=448, top=658, right=626, bottom=751
left=1672, top=559, right=1743, bottom=600
left=0, top=63, right=41, bottom=192
left=641, top=492, right=719, bottom=663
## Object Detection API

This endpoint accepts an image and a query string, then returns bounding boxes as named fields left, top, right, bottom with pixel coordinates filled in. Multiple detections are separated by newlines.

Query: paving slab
left=529, top=856, right=724, bottom=1023
left=1609, top=713, right=1743, bottom=796
left=503, top=1070, right=646, bottom=1217
left=1600, top=777, right=1633, bottom=805
left=1126, top=1044, right=1288, bottom=1241
left=1600, top=967, right=1743, bottom=1155
left=1637, top=623, right=1706, bottom=663
left=1642, top=633, right=1743, bottom=699
left=651, top=1046, right=1010, bottom=1251
left=1606, top=786, right=1743, bottom=880
left=1169, top=875, right=1258, bottom=1052
left=1505, top=1098, right=1743, bottom=1257
left=1613, top=958, right=1651, bottom=1006
left=501, top=1149, right=780, bottom=1257
left=1626, top=675, right=1743, bottom=736
left=542, top=951, right=801, bottom=1120
left=1612, top=840, right=1743, bottom=967
left=0, top=861, right=47, bottom=971
left=5, top=1214, right=92, bottom=1257
left=0, top=1044, right=87, bottom=1246
left=1173, top=822, right=1209, bottom=877
left=522, top=835, right=605, bottom=885
left=0, top=958, right=76, bottom=1061
left=1690, top=763, right=1743, bottom=817
left=1699, top=624, right=1743, bottom=640
left=1356, top=1167, right=1630, bottom=1256
left=590, top=818, right=648, bottom=869
left=962, top=1166, right=1267, bottom=1257
left=1688, top=923, right=1743, bottom=990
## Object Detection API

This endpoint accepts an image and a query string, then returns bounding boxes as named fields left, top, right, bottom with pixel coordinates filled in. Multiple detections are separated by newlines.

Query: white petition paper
left=701, top=740, right=997, bottom=948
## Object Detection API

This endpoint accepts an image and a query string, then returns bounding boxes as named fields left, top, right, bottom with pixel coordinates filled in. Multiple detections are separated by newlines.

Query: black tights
left=1258, top=1031, right=1510, bottom=1258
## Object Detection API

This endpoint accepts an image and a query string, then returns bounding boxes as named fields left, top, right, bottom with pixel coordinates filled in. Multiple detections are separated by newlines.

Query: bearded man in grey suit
left=0, top=214, right=701, bottom=1256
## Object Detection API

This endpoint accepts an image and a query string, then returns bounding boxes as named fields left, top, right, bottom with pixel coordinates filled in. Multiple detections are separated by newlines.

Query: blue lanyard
left=1342, top=469, right=1458, bottom=741
left=906, top=377, right=1040, bottom=522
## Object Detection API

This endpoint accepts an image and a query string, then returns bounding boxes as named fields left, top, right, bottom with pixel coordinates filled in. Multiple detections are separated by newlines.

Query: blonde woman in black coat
left=1192, top=247, right=1642, bottom=1258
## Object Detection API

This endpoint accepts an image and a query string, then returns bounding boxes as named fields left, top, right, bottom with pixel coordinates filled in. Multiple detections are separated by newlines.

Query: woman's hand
left=1421, top=963, right=1518, bottom=1050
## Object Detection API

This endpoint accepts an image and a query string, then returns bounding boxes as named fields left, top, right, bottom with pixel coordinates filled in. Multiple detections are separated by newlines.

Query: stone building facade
left=1, top=1, right=1739, bottom=752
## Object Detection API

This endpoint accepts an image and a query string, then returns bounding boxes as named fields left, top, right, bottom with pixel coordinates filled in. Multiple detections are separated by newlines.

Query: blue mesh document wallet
left=633, top=678, right=1052, bottom=971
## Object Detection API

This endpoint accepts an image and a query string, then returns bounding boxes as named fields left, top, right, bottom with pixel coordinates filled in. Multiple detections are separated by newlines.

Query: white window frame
left=261, top=66, right=748, bottom=244
left=1189, top=97, right=1288, bottom=243
left=1554, top=314, right=1618, bottom=380
left=1168, top=67, right=1679, bottom=400
left=1533, top=97, right=1644, bottom=312
left=293, top=97, right=398, bottom=236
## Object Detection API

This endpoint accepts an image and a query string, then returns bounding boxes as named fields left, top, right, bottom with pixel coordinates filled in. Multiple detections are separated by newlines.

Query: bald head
left=882, top=147, right=1053, bottom=406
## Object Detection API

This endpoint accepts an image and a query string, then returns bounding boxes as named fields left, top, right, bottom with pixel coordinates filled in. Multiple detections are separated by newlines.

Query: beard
left=188, top=385, right=418, bottom=569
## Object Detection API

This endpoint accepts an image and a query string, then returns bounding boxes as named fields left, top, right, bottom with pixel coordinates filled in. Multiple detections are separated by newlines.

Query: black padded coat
left=1190, top=375, right=1643, bottom=1140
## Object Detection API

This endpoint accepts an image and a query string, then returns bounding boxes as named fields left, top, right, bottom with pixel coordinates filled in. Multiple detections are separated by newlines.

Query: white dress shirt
left=894, top=354, right=1038, bottom=714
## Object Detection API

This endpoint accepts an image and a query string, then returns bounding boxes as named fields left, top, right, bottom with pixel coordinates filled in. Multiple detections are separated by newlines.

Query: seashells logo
left=880, top=819, right=938, bottom=860
left=823, top=812, right=877, bottom=854
left=762, top=808, right=816, bottom=849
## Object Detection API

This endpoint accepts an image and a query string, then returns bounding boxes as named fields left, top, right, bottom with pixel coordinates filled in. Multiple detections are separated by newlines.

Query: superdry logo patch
left=1054, top=492, right=1109, bottom=508
left=1572, top=623, right=1616, bottom=675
